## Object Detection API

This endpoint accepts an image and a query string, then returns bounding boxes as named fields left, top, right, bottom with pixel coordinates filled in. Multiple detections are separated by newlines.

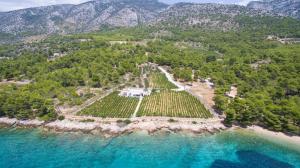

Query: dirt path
left=132, top=96, right=143, bottom=118
left=0, top=80, right=31, bottom=85
left=158, top=66, right=185, bottom=91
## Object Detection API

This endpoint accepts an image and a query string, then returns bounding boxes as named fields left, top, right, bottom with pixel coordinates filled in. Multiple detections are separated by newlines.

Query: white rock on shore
left=0, top=117, right=44, bottom=127
left=46, top=120, right=98, bottom=131
left=18, top=119, right=44, bottom=126
left=0, top=117, right=18, bottom=125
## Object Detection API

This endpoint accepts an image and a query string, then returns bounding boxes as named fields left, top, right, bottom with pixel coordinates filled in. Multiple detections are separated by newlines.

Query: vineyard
left=149, top=72, right=177, bottom=89
left=137, top=90, right=212, bottom=118
left=78, top=92, right=139, bottom=118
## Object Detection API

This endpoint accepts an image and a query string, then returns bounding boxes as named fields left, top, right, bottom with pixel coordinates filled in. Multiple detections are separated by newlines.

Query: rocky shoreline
left=2, top=117, right=300, bottom=145
left=0, top=117, right=226, bottom=137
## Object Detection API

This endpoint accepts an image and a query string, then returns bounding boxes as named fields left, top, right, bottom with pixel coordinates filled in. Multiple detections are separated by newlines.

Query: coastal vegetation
left=0, top=16, right=299, bottom=134
left=149, top=40, right=300, bottom=134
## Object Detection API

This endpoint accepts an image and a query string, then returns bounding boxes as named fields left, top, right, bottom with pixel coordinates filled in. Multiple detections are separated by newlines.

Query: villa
left=119, top=88, right=152, bottom=98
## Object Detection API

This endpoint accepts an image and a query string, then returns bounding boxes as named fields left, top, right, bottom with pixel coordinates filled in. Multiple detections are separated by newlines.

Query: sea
left=0, top=128, right=299, bottom=168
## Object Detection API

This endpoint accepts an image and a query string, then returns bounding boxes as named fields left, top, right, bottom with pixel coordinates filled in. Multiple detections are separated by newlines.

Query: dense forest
left=0, top=39, right=146, bottom=120
left=0, top=16, right=299, bottom=135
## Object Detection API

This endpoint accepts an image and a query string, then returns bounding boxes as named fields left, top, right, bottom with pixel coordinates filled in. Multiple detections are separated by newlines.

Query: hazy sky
left=0, top=0, right=255, bottom=12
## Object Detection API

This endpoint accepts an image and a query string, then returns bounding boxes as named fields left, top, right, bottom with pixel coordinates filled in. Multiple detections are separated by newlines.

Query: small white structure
left=48, top=52, right=67, bottom=61
left=226, top=86, right=238, bottom=98
left=109, top=41, right=127, bottom=45
left=79, top=39, right=91, bottom=42
left=53, top=53, right=60, bottom=57
left=119, top=88, right=152, bottom=98
left=205, top=78, right=215, bottom=88
left=266, top=35, right=277, bottom=40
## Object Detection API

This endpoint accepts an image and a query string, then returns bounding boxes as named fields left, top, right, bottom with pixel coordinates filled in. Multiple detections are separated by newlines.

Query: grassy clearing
left=78, top=92, right=138, bottom=118
left=137, top=90, right=212, bottom=118
left=149, top=72, right=177, bottom=89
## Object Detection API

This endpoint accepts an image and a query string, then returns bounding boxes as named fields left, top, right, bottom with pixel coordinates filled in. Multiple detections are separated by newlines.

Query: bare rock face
left=0, top=0, right=168, bottom=35
left=247, top=0, right=300, bottom=19
left=105, top=8, right=139, bottom=27
left=0, top=5, right=73, bottom=35
left=0, top=0, right=299, bottom=38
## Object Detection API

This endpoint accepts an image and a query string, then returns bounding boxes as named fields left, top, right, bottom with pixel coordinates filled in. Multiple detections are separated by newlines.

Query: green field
left=137, top=90, right=212, bottom=118
left=78, top=92, right=139, bottom=118
left=149, top=72, right=177, bottom=89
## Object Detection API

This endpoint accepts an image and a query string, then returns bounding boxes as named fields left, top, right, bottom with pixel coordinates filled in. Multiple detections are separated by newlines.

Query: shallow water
left=0, top=128, right=299, bottom=168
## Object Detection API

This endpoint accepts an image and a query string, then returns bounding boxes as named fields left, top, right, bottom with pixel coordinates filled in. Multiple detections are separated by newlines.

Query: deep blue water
left=0, top=128, right=299, bottom=168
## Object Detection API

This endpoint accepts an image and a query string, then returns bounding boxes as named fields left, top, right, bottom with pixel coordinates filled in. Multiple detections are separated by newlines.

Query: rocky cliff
left=0, top=0, right=167, bottom=35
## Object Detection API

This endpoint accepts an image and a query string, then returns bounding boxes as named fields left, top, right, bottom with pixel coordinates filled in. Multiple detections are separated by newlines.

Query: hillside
left=154, top=3, right=277, bottom=30
left=1, top=0, right=300, bottom=40
left=248, top=0, right=300, bottom=19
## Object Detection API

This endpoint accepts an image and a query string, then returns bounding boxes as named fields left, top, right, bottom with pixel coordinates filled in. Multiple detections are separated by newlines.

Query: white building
left=119, top=88, right=152, bottom=98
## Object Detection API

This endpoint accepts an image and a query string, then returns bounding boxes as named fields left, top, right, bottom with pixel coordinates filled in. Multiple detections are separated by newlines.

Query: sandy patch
left=247, top=126, right=300, bottom=147
left=185, top=81, right=215, bottom=109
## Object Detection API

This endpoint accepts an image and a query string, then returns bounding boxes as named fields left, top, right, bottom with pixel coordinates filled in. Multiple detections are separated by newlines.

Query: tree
left=16, top=110, right=30, bottom=120
left=224, top=109, right=236, bottom=126
left=206, top=55, right=216, bottom=62
left=263, top=111, right=282, bottom=132
left=213, top=95, right=228, bottom=112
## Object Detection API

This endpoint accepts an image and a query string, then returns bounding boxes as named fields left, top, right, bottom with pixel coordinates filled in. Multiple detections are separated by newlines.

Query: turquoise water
left=0, top=128, right=300, bottom=168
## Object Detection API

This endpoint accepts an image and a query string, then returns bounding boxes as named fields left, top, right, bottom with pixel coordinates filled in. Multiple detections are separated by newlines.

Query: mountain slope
left=62, top=0, right=167, bottom=32
left=0, top=0, right=299, bottom=38
left=247, top=0, right=300, bottom=19
left=0, top=0, right=167, bottom=35
left=153, top=3, right=277, bottom=30
left=0, top=4, right=73, bottom=35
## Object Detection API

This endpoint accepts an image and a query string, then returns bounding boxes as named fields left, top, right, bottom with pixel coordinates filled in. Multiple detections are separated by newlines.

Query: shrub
left=84, top=93, right=95, bottom=99
left=124, top=119, right=131, bottom=125
left=117, top=119, right=123, bottom=123
left=116, top=119, right=131, bottom=127
left=40, top=111, right=57, bottom=122
left=168, top=118, right=177, bottom=123
left=80, top=119, right=95, bottom=123
left=58, top=115, right=65, bottom=121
